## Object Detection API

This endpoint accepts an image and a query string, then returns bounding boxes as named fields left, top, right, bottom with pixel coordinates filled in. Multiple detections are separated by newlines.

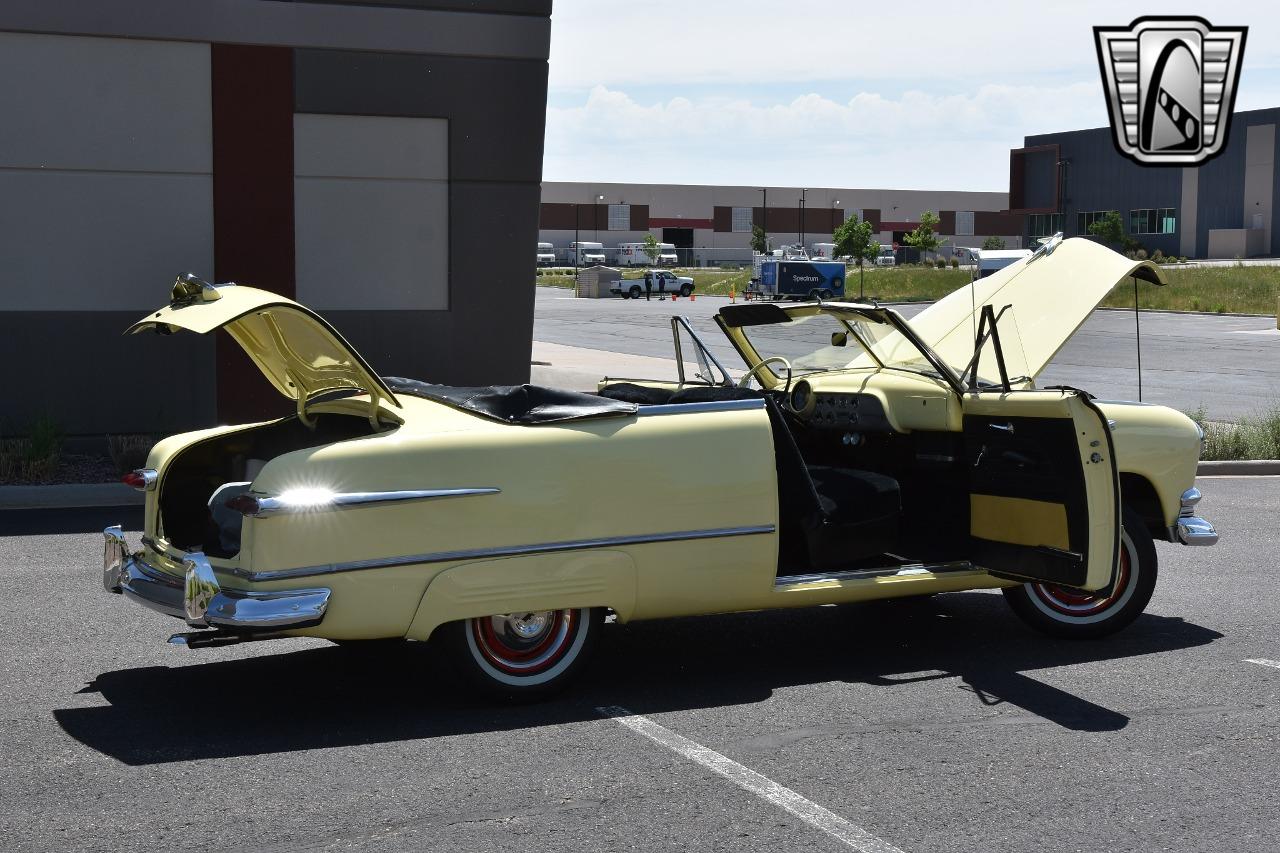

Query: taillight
left=225, top=494, right=262, bottom=516
left=122, top=469, right=158, bottom=491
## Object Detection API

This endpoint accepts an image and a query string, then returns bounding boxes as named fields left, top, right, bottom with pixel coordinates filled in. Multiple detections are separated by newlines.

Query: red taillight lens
left=225, top=494, right=261, bottom=516
left=122, top=469, right=155, bottom=491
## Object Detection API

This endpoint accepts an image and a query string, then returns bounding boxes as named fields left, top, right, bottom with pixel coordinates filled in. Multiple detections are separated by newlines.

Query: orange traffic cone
left=690, top=292, right=696, bottom=302
left=730, top=287, right=736, bottom=303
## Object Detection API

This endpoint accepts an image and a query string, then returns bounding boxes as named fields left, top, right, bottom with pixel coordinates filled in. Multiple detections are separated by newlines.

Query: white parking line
left=597, top=705, right=906, bottom=853
left=1245, top=658, right=1280, bottom=669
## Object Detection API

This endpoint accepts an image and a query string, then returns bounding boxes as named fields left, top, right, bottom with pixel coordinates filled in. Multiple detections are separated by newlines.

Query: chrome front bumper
left=103, top=526, right=331, bottom=632
left=1172, top=487, right=1219, bottom=546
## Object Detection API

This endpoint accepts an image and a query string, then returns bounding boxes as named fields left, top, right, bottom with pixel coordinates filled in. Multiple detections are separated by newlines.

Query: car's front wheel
left=680, top=284, right=693, bottom=297
left=1002, top=506, right=1157, bottom=639
left=443, top=607, right=603, bottom=698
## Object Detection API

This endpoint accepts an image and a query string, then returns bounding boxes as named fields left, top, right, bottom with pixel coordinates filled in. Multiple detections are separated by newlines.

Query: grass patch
left=538, top=263, right=1280, bottom=314
left=1102, top=264, right=1280, bottom=314
left=1187, top=406, right=1280, bottom=460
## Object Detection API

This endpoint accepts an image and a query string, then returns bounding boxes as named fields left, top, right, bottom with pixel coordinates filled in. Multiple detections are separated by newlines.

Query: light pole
left=593, top=193, right=603, bottom=241
left=799, top=188, right=806, bottom=249
left=759, top=187, right=768, bottom=253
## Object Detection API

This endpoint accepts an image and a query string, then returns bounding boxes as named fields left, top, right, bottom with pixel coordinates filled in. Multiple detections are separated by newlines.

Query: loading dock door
left=663, top=227, right=694, bottom=267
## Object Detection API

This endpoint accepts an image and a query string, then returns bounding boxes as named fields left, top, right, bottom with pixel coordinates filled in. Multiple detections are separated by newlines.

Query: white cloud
left=544, top=82, right=1104, bottom=190
left=544, top=2, right=1280, bottom=189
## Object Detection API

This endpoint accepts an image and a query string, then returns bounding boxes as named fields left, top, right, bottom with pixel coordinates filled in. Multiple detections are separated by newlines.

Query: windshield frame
left=716, top=303, right=966, bottom=395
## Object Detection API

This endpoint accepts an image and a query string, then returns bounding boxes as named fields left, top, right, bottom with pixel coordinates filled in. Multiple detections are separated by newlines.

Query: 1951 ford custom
left=103, top=235, right=1217, bottom=696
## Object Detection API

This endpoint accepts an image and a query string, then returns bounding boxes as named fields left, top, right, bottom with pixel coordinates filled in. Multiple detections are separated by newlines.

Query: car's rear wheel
left=1002, top=506, right=1157, bottom=639
left=680, top=284, right=693, bottom=297
left=443, top=607, right=603, bottom=698
left=629, top=285, right=642, bottom=299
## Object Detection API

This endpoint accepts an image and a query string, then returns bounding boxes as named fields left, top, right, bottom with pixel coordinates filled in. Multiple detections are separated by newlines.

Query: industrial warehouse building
left=1011, top=106, right=1280, bottom=259
left=0, top=0, right=550, bottom=437
left=539, top=182, right=1024, bottom=265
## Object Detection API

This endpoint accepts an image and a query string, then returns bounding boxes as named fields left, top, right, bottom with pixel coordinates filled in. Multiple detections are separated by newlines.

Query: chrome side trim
left=229, top=523, right=778, bottom=582
left=775, top=560, right=976, bottom=588
left=636, top=399, right=765, bottom=417
left=249, top=487, right=501, bottom=517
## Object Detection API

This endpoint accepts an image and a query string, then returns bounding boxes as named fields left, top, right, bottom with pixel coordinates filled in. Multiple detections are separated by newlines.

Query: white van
left=536, top=242, right=556, bottom=266
left=569, top=241, right=606, bottom=266
left=975, top=249, right=1033, bottom=279
left=614, top=242, right=679, bottom=266
left=875, top=246, right=896, bottom=267
left=657, top=242, right=679, bottom=266
left=810, top=242, right=837, bottom=259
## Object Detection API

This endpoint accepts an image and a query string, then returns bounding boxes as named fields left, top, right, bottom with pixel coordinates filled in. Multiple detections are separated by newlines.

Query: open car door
left=963, top=390, right=1120, bottom=591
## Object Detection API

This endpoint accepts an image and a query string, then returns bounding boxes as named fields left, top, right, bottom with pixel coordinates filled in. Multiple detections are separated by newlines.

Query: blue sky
left=544, top=1, right=1280, bottom=191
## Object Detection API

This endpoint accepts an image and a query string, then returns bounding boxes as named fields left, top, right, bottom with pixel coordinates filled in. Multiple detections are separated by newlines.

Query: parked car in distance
left=536, top=242, right=557, bottom=266
left=103, top=237, right=1214, bottom=699
left=875, top=246, right=896, bottom=266
left=612, top=269, right=694, bottom=298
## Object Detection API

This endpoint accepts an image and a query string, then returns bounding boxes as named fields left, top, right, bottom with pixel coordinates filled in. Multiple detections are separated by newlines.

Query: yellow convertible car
left=103, top=236, right=1216, bottom=696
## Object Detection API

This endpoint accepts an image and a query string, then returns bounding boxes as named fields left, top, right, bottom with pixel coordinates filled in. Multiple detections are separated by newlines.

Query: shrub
left=108, top=434, right=156, bottom=476
left=0, top=415, right=62, bottom=483
left=1136, top=249, right=1148, bottom=260
left=949, top=257, right=959, bottom=268
left=1151, top=249, right=1164, bottom=262
left=935, top=258, right=947, bottom=269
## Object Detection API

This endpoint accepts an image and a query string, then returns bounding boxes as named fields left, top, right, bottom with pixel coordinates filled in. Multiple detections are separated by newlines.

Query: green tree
left=750, top=224, right=769, bottom=255
left=903, top=211, right=941, bottom=254
left=1087, top=211, right=1137, bottom=250
left=833, top=216, right=881, bottom=299
left=642, top=233, right=661, bottom=266
left=981, top=235, right=1006, bottom=251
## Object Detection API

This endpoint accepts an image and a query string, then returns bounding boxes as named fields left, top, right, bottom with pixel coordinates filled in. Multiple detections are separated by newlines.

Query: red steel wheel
left=1002, top=505, right=1158, bottom=639
left=445, top=607, right=603, bottom=698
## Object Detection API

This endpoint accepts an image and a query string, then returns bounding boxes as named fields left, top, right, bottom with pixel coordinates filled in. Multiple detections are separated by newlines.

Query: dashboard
left=785, top=373, right=956, bottom=433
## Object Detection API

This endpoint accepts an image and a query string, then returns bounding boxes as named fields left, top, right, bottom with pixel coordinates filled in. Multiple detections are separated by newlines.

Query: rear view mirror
left=830, top=332, right=848, bottom=347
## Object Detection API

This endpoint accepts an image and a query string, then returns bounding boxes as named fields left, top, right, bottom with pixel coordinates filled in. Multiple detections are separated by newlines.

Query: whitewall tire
left=444, top=607, right=603, bottom=698
left=1002, top=506, right=1158, bottom=639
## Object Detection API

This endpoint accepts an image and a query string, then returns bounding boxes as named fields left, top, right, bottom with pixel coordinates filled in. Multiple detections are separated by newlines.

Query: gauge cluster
left=789, top=381, right=892, bottom=432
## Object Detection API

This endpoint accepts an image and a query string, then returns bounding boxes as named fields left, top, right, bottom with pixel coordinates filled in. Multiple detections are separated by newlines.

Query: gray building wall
left=1019, top=106, right=1280, bottom=259
left=0, top=0, right=551, bottom=438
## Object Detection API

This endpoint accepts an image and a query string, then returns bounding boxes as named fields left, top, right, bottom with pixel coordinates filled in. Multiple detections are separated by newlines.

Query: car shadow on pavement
left=56, top=592, right=1222, bottom=765
left=0, top=507, right=143, bottom=536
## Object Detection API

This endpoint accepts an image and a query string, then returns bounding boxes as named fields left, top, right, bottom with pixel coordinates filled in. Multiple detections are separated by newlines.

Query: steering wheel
left=738, top=356, right=793, bottom=393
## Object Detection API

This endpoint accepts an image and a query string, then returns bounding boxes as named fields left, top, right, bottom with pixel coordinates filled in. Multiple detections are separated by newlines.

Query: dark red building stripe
left=211, top=44, right=295, bottom=423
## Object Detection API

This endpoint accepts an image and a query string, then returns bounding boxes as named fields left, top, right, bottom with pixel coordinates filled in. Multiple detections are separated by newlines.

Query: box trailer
left=536, top=242, right=557, bottom=266
left=754, top=260, right=846, bottom=301
left=615, top=242, right=680, bottom=266
left=569, top=241, right=606, bottom=266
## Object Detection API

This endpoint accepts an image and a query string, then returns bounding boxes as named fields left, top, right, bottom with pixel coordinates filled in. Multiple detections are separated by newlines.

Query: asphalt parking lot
left=532, top=287, right=1280, bottom=421
left=2, top=477, right=1277, bottom=853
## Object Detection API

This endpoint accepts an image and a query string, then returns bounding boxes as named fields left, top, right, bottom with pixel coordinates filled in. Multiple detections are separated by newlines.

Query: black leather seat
left=763, top=397, right=901, bottom=572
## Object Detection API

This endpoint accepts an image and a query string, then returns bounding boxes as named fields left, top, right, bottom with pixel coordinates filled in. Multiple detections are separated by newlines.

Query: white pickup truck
left=612, top=269, right=695, bottom=299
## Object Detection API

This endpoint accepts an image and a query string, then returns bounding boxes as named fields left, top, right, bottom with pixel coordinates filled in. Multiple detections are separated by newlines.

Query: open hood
left=907, top=237, right=1167, bottom=382
left=127, top=275, right=400, bottom=412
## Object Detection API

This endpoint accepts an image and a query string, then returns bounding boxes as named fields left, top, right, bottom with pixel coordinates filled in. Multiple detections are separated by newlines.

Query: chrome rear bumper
left=1172, top=488, right=1219, bottom=546
left=103, top=526, right=331, bottom=632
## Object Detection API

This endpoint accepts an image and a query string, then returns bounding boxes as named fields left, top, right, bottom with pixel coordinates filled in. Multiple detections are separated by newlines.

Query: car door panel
left=963, top=391, right=1119, bottom=590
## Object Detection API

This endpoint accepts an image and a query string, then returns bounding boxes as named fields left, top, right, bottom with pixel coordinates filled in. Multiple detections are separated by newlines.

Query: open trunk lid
left=127, top=275, right=400, bottom=413
left=907, top=237, right=1167, bottom=383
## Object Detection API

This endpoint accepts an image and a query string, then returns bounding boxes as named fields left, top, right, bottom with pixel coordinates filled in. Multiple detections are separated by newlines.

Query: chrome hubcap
left=504, top=611, right=552, bottom=639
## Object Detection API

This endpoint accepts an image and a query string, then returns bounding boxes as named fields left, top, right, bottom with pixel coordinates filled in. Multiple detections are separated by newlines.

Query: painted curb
left=1196, top=459, right=1280, bottom=476
left=0, top=483, right=143, bottom=510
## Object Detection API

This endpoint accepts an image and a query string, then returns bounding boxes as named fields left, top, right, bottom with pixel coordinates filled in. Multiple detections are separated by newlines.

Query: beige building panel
left=295, top=178, right=449, bottom=311
left=0, top=170, right=213, bottom=311
left=1243, top=124, right=1274, bottom=256
left=294, top=114, right=448, bottom=180
left=0, top=32, right=210, bottom=173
